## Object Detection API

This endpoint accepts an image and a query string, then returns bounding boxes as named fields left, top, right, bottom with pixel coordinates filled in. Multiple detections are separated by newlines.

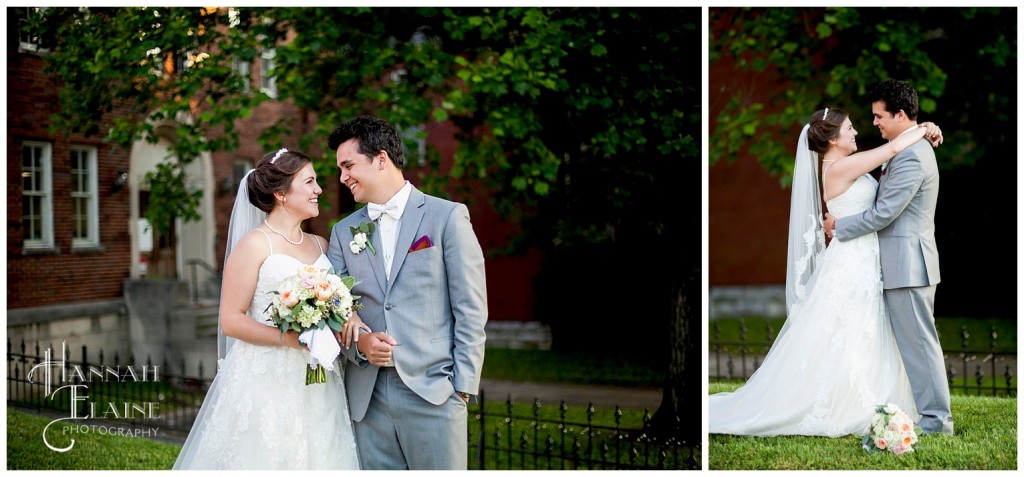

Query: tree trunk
left=647, top=265, right=699, bottom=447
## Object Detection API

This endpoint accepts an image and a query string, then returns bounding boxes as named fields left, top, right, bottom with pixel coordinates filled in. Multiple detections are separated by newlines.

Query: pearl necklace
left=263, top=219, right=304, bottom=246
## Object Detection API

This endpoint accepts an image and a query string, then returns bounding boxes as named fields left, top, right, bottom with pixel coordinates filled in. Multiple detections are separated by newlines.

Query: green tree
left=709, top=7, right=1015, bottom=185
left=27, top=6, right=699, bottom=443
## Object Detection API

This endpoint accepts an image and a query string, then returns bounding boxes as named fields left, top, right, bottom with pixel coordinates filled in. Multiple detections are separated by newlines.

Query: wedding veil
left=784, top=124, right=826, bottom=314
left=218, top=168, right=265, bottom=360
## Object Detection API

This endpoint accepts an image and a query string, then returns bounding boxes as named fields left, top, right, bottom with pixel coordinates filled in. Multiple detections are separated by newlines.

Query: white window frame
left=18, top=7, right=51, bottom=55
left=260, top=48, right=277, bottom=98
left=402, top=124, right=428, bottom=166
left=70, top=145, right=100, bottom=248
left=22, top=141, right=54, bottom=250
left=175, top=48, right=195, bottom=75
left=232, top=56, right=251, bottom=93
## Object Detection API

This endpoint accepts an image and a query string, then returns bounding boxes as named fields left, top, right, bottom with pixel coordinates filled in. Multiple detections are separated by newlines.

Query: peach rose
left=314, top=282, right=334, bottom=301
left=280, top=289, right=299, bottom=308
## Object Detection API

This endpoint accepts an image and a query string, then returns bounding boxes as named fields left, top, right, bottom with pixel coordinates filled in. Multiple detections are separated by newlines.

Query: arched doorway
left=128, top=133, right=216, bottom=281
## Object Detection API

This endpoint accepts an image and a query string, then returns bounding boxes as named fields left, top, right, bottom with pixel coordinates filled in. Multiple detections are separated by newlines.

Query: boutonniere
left=348, top=221, right=377, bottom=255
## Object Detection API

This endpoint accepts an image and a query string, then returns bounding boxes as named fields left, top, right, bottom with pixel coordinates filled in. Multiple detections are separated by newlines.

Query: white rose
left=353, top=232, right=368, bottom=247
left=337, top=293, right=353, bottom=311
left=349, top=241, right=361, bottom=254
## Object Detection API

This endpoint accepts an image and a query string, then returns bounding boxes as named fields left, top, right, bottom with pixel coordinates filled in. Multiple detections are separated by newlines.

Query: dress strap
left=314, top=234, right=325, bottom=255
left=256, top=228, right=274, bottom=254
left=821, top=160, right=837, bottom=201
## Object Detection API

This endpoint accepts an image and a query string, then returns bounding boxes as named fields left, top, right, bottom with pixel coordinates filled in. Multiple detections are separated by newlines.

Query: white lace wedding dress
left=709, top=174, right=917, bottom=437
left=173, top=253, right=360, bottom=469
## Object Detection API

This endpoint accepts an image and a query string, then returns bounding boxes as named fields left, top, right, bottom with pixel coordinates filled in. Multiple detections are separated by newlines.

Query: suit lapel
left=386, top=188, right=426, bottom=294
left=879, top=154, right=899, bottom=191
left=356, top=208, right=388, bottom=293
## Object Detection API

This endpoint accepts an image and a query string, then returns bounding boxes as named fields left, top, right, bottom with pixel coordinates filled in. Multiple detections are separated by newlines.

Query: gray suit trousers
left=354, top=368, right=468, bottom=469
left=884, top=285, right=953, bottom=435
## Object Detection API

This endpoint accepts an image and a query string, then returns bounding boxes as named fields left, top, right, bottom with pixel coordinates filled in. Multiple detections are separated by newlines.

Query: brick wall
left=7, top=47, right=134, bottom=309
left=707, top=34, right=792, bottom=287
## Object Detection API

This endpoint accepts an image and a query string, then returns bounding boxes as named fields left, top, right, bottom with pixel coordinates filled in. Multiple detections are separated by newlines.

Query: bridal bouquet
left=266, top=265, right=362, bottom=384
left=862, top=403, right=922, bottom=455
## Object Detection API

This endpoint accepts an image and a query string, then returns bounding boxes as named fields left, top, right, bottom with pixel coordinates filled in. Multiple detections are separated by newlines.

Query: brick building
left=6, top=11, right=545, bottom=362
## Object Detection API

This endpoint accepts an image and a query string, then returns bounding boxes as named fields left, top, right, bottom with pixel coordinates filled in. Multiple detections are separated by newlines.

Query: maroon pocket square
left=409, top=235, right=433, bottom=252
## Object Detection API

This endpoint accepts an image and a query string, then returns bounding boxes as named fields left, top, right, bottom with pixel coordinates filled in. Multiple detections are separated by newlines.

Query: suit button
left=385, top=304, right=393, bottom=310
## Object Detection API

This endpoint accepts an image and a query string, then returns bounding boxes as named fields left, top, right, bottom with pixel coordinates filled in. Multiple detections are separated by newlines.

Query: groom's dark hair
left=328, top=115, right=407, bottom=169
left=867, top=79, right=919, bottom=121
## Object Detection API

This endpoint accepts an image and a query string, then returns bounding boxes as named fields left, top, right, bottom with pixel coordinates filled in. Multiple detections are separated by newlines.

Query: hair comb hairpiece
left=823, top=108, right=829, bottom=121
left=271, top=148, right=288, bottom=164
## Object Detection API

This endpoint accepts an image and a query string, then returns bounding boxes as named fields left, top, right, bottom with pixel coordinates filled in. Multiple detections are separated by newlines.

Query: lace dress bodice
left=826, top=173, right=878, bottom=220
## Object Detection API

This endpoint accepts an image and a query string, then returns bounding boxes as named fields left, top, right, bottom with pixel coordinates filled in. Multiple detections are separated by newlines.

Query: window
left=70, top=146, right=100, bottom=247
left=22, top=142, right=54, bottom=250
left=402, top=124, right=428, bottom=166
left=232, top=56, right=251, bottom=93
left=175, top=49, right=203, bottom=75
left=234, top=159, right=253, bottom=188
left=260, top=48, right=277, bottom=98
left=18, top=7, right=52, bottom=54
left=173, top=51, right=188, bottom=76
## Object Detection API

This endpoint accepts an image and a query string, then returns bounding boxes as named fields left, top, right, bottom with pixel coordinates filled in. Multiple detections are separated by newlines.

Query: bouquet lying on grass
left=862, top=403, right=922, bottom=455
left=266, top=264, right=362, bottom=384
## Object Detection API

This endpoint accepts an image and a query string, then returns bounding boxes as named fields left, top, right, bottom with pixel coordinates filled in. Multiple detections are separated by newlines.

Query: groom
left=326, top=115, right=488, bottom=469
left=825, top=79, right=953, bottom=435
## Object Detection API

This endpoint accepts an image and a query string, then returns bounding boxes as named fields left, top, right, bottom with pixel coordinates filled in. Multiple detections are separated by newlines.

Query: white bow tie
left=368, top=202, right=402, bottom=221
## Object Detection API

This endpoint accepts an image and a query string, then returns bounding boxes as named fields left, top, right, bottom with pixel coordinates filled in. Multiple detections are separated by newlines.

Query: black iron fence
left=709, top=320, right=1016, bottom=397
left=8, top=339, right=696, bottom=470
left=468, top=390, right=697, bottom=470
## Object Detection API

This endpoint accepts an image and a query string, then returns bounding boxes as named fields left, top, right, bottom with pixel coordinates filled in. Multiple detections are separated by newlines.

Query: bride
left=708, top=108, right=943, bottom=437
left=174, top=149, right=361, bottom=469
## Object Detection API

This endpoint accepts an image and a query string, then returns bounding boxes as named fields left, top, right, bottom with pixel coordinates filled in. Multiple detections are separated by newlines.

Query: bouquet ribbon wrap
left=298, top=327, right=341, bottom=384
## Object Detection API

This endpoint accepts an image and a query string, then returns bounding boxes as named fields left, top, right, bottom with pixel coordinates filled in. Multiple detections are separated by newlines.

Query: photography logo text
left=27, top=342, right=162, bottom=452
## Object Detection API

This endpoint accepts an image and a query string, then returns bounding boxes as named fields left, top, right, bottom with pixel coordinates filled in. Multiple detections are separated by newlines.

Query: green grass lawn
left=6, top=408, right=182, bottom=470
left=707, top=381, right=1017, bottom=470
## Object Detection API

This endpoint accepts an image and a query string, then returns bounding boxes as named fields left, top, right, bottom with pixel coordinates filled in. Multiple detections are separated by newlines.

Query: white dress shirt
left=883, top=124, right=920, bottom=173
left=374, top=181, right=413, bottom=281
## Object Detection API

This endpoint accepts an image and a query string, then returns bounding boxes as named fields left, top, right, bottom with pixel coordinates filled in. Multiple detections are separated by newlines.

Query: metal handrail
left=186, top=258, right=222, bottom=305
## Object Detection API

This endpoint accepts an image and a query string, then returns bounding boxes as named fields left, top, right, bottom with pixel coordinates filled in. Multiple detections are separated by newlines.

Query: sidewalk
left=478, top=378, right=662, bottom=411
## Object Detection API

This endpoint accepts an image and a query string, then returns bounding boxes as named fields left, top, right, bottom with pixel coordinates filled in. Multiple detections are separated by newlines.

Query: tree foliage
left=709, top=7, right=1016, bottom=186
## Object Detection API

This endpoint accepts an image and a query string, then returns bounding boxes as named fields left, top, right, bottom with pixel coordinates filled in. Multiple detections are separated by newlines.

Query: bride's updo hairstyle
left=806, top=108, right=849, bottom=155
left=246, top=148, right=313, bottom=213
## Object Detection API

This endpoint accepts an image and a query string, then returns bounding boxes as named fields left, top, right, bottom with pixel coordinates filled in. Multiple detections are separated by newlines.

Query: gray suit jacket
left=327, top=186, right=487, bottom=421
left=836, top=138, right=941, bottom=289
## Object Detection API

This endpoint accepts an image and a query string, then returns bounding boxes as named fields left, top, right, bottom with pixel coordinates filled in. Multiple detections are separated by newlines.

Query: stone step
left=169, top=304, right=221, bottom=340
